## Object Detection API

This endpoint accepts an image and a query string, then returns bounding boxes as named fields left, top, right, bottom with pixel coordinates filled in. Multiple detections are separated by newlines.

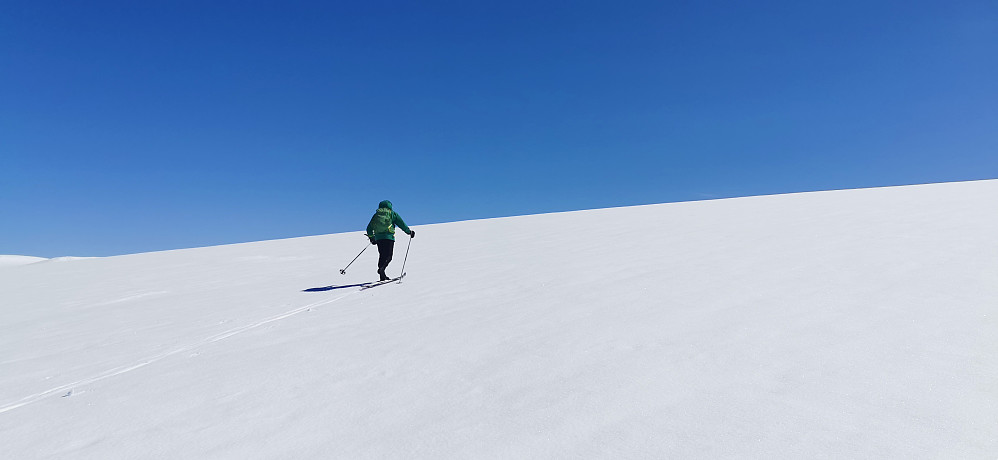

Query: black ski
left=304, top=282, right=371, bottom=292
left=359, top=274, right=405, bottom=290
left=304, top=274, right=405, bottom=292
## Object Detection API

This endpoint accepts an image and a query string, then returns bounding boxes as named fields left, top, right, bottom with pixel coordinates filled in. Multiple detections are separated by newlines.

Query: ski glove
left=369, top=237, right=376, bottom=245
left=409, top=230, right=415, bottom=238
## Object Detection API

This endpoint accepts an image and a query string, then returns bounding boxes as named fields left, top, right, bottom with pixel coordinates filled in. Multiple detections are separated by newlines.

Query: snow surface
left=0, top=255, right=48, bottom=268
left=2, top=180, right=997, bottom=459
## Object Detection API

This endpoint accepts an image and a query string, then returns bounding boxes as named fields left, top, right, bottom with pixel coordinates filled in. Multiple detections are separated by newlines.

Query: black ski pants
left=376, top=239, right=394, bottom=272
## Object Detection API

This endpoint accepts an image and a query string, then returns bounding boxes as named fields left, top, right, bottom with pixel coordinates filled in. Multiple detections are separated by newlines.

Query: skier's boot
left=378, top=268, right=389, bottom=281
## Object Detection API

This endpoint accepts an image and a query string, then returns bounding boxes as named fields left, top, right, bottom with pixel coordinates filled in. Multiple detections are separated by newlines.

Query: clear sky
left=3, top=0, right=996, bottom=257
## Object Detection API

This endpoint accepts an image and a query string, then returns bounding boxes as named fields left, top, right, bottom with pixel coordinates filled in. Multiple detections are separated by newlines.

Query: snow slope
left=0, top=255, right=47, bottom=268
left=1, top=180, right=996, bottom=459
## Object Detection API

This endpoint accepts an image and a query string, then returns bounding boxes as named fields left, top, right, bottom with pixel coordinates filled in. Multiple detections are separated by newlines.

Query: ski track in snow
left=92, top=290, right=170, bottom=306
left=0, top=290, right=359, bottom=414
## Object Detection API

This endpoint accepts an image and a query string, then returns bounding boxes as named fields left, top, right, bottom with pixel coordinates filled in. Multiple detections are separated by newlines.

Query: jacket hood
left=378, top=200, right=393, bottom=210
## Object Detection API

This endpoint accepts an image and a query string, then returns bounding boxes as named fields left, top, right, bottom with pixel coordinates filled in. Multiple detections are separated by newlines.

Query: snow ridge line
left=0, top=290, right=358, bottom=414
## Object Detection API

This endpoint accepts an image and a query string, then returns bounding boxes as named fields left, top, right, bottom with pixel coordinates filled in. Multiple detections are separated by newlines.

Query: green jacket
left=366, top=200, right=412, bottom=241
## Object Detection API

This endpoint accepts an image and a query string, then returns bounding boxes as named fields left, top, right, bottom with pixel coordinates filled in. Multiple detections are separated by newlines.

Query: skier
left=366, top=200, right=414, bottom=281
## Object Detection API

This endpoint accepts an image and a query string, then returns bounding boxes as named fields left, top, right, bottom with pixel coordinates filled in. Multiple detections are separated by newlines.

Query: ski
left=304, top=274, right=405, bottom=292
left=303, top=282, right=371, bottom=292
left=359, top=274, right=405, bottom=290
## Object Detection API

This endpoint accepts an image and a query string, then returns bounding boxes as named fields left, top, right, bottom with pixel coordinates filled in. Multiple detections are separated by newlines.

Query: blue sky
left=3, top=0, right=996, bottom=257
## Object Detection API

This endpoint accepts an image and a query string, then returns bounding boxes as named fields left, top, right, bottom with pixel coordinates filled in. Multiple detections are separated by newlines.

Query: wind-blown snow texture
left=2, top=180, right=997, bottom=459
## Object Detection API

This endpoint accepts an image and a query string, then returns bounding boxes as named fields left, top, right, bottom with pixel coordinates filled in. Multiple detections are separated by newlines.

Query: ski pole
left=397, top=235, right=413, bottom=283
left=340, top=243, right=369, bottom=275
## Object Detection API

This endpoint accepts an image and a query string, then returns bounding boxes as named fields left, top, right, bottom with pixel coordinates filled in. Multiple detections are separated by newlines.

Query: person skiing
left=366, top=200, right=414, bottom=281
